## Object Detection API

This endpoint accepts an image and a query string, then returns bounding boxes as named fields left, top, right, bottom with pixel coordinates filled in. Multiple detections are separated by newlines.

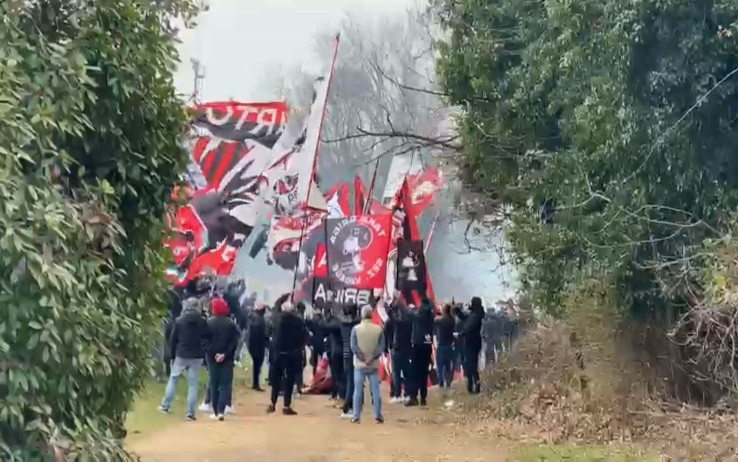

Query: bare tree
left=259, top=5, right=444, bottom=190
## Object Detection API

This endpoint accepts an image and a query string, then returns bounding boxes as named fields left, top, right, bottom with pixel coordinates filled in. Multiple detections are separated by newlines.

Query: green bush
left=0, top=2, right=197, bottom=459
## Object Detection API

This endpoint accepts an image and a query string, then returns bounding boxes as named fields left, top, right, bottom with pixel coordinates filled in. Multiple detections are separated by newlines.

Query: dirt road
left=129, top=387, right=506, bottom=462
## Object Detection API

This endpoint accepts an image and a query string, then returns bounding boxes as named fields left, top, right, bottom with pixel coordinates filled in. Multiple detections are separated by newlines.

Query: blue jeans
left=353, top=367, right=381, bottom=420
left=435, top=345, right=454, bottom=389
left=161, top=357, right=201, bottom=416
left=390, top=350, right=410, bottom=398
left=208, top=362, right=234, bottom=416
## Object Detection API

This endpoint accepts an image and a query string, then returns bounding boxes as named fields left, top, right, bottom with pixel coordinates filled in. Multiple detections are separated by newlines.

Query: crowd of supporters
left=156, top=273, right=519, bottom=423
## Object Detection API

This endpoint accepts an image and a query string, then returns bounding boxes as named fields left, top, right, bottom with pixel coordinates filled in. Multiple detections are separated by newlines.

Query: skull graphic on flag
left=326, top=215, right=392, bottom=289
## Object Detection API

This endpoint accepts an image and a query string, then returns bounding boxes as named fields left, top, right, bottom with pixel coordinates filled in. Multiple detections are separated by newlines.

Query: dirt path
left=129, top=386, right=506, bottom=462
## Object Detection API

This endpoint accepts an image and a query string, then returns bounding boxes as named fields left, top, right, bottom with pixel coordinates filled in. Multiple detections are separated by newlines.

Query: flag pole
left=424, top=209, right=440, bottom=254
left=362, top=157, right=381, bottom=215
left=290, top=34, right=341, bottom=301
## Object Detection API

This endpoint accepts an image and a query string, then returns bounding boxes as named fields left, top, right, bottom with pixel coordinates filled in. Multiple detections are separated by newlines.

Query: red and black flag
left=165, top=101, right=289, bottom=286
left=394, top=178, right=436, bottom=304
left=325, top=214, right=392, bottom=290
left=299, top=241, right=375, bottom=309
left=192, top=101, right=288, bottom=147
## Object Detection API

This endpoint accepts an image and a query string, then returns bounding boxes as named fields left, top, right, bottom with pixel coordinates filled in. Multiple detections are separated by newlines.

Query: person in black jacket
left=207, top=297, right=240, bottom=421
left=265, top=292, right=290, bottom=383
left=223, top=281, right=248, bottom=362
left=295, top=302, right=308, bottom=395
left=168, top=288, right=184, bottom=322
left=456, top=296, right=484, bottom=394
left=452, top=303, right=465, bottom=374
left=340, top=304, right=360, bottom=417
left=382, top=305, right=396, bottom=398
left=405, top=296, right=434, bottom=407
left=307, top=309, right=326, bottom=376
left=267, top=302, right=306, bottom=415
left=434, top=303, right=456, bottom=390
left=159, top=298, right=210, bottom=420
left=321, top=307, right=344, bottom=402
left=248, top=303, right=268, bottom=391
left=386, top=295, right=412, bottom=403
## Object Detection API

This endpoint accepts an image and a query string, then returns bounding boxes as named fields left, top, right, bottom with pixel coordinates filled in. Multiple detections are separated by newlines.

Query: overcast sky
left=174, top=0, right=418, bottom=102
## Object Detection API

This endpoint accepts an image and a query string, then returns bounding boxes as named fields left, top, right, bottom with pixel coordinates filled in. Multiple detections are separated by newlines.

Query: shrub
left=0, top=2, right=197, bottom=459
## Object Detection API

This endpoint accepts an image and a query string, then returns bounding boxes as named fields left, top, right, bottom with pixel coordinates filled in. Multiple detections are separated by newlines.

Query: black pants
left=342, top=356, right=354, bottom=413
left=208, top=362, right=234, bottom=415
left=296, top=348, right=306, bottom=390
left=329, top=352, right=344, bottom=399
left=270, top=351, right=300, bottom=408
left=310, top=347, right=324, bottom=375
left=249, top=346, right=265, bottom=389
left=464, top=345, right=481, bottom=394
left=409, top=344, right=432, bottom=401
left=203, top=358, right=231, bottom=406
left=390, top=350, right=411, bottom=398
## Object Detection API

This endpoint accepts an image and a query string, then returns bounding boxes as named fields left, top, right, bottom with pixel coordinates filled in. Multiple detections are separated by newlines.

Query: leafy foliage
left=0, top=1, right=196, bottom=458
left=437, top=0, right=738, bottom=320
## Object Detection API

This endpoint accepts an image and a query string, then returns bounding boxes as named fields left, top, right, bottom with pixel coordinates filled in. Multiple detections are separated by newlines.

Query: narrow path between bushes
left=128, top=385, right=506, bottom=462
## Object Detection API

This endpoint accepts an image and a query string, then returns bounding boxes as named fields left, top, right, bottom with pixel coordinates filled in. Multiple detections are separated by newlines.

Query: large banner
left=325, top=214, right=392, bottom=290
left=165, top=101, right=289, bottom=286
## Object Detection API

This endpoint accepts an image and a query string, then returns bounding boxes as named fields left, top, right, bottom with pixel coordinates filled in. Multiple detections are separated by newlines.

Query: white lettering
left=313, top=282, right=371, bottom=306
left=250, top=107, right=278, bottom=136
left=205, top=106, right=232, bottom=126
left=204, top=105, right=285, bottom=137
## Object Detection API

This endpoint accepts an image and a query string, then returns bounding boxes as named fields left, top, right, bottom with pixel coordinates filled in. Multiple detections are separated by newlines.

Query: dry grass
left=459, top=309, right=738, bottom=460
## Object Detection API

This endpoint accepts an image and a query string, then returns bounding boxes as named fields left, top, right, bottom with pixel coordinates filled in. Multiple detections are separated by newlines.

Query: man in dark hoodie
left=321, top=306, right=344, bottom=403
left=159, top=297, right=210, bottom=421
left=340, top=304, right=360, bottom=418
left=248, top=303, right=268, bottom=391
left=267, top=301, right=306, bottom=415
left=405, top=296, right=434, bottom=407
left=386, top=294, right=412, bottom=403
left=295, top=301, right=309, bottom=396
left=265, top=293, right=290, bottom=386
left=456, top=296, right=484, bottom=394
left=206, top=297, right=240, bottom=421
left=307, top=308, right=326, bottom=376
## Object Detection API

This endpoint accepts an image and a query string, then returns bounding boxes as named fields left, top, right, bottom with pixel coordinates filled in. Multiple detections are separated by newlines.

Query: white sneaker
left=389, top=397, right=401, bottom=404
left=402, top=396, right=410, bottom=404
left=224, top=405, right=236, bottom=415
left=209, top=413, right=218, bottom=420
left=198, top=402, right=212, bottom=413
left=339, top=412, right=353, bottom=419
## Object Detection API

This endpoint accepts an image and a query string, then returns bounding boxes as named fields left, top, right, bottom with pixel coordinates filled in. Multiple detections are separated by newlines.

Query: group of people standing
left=156, top=273, right=494, bottom=424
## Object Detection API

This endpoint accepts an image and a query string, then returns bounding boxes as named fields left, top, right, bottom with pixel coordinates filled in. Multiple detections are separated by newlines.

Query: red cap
left=211, top=297, right=229, bottom=317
